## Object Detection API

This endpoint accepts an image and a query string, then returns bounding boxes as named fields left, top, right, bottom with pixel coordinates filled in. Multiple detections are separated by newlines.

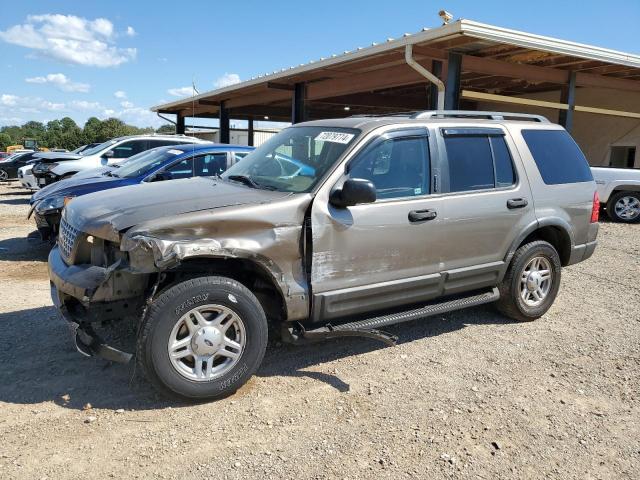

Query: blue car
left=30, top=143, right=254, bottom=239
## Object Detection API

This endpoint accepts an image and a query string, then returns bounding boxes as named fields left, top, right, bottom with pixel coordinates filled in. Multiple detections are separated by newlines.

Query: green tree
left=156, top=124, right=176, bottom=134
left=83, top=117, right=103, bottom=143
left=0, top=133, right=12, bottom=151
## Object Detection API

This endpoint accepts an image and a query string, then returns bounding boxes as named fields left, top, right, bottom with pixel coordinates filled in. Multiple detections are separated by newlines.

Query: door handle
left=408, top=209, right=437, bottom=222
left=507, top=198, right=528, bottom=209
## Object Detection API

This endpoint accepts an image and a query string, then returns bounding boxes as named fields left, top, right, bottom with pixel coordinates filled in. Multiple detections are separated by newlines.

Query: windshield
left=80, top=139, right=118, bottom=156
left=113, top=147, right=187, bottom=178
left=222, top=126, right=359, bottom=192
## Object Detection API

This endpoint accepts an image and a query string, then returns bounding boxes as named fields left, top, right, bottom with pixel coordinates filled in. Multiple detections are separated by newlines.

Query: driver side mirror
left=101, top=150, right=114, bottom=165
left=329, top=178, right=376, bottom=208
left=152, top=171, right=172, bottom=182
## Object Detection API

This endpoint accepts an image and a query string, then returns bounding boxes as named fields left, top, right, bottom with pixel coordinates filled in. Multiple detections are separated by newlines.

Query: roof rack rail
left=349, top=111, right=418, bottom=118
left=410, top=110, right=550, bottom=122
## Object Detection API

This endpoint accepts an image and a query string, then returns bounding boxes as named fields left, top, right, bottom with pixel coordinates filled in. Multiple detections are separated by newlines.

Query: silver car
left=48, top=111, right=599, bottom=400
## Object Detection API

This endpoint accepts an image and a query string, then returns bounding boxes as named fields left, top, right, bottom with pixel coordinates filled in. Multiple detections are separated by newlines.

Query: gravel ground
left=0, top=181, right=638, bottom=479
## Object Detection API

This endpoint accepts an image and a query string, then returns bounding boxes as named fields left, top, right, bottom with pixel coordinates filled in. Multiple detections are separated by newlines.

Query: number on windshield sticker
left=314, top=132, right=355, bottom=144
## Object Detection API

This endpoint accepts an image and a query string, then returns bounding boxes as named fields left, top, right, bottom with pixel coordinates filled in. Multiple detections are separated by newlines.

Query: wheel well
left=519, top=226, right=572, bottom=266
left=158, top=257, right=287, bottom=324
left=611, top=186, right=640, bottom=197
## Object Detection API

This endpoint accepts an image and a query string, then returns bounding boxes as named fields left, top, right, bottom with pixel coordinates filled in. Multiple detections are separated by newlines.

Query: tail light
left=590, top=191, right=600, bottom=223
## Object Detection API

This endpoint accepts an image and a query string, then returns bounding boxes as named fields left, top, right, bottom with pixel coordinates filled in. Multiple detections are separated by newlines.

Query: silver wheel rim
left=0, top=170, right=7, bottom=181
left=519, top=256, right=553, bottom=307
left=167, top=304, right=246, bottom=382
left=614, top=195, right=640, bottom=220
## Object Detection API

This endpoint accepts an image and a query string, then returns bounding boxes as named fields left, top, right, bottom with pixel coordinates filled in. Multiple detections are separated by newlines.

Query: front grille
left=34, top=213, right=49, bottom=228
left=58, top=218, right=80, bottom=261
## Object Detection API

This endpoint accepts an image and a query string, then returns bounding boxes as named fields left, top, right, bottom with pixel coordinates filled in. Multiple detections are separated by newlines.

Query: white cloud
left=168, top=86, right=197, bottom=97
left=102, top=109, right=115, bottom=116
left=0, top=93, right=64, bottom=112
left=25, top=73, right=90, bottom=93
left=214, top=73, right=240, bottom=89
left=126, top=26, right=136, bottom=37
left=0, top=14, right=136, bottom=67
left=120, top=100, right=134, bottom=108
left=114, top=90, right=127, bottom=99
left=69, top=100, right=102, bottom=110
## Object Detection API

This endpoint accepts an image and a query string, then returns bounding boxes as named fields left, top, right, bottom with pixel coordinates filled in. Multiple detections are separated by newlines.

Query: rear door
left=436, top=126, right=537, bottom=294
left=194, top=152, right=229, bottom=177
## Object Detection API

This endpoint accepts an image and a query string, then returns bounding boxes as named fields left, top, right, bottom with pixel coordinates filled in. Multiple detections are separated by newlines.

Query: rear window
left=522, top=130, right=592, bottom=184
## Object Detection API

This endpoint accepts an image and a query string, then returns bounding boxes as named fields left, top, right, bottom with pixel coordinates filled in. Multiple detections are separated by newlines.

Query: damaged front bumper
left=48, top=246, right=146, bottom=363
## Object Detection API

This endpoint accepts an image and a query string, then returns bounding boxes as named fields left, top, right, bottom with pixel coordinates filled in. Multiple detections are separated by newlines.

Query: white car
left=592, top=166, right=640, bottom=223
left=31, top=134, right=209, bottom=188
left=18, top=163, right=38, bottom=190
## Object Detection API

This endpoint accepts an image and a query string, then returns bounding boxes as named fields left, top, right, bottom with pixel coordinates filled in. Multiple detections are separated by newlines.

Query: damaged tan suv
left=49, top=111, right=600, bottom=400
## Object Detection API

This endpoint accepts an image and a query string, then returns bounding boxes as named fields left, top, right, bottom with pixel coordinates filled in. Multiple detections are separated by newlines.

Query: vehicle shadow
left=0, top=234, right=51, bottom=262
left=0, top=185, right=31, bottom=195
left=0, top=304, right=512, bottom=411
left=0, top=197, right=30, bottom=205
left=256, top=305, right=511, bottom=392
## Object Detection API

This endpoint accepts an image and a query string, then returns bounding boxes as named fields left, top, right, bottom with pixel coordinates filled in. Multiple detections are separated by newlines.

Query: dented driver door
left=309, top=127, right=445, bottom=323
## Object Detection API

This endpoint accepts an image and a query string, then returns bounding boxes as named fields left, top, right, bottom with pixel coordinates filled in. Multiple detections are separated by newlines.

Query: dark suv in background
left=47, top=111, right=599, bottom=401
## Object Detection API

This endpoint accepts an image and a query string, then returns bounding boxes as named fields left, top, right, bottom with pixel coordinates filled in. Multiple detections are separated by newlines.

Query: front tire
left=137, top=276, right=268, bottom=401
left=606, top=191, right=640, bottom=223
left=496, top=240, right=561, bottom=322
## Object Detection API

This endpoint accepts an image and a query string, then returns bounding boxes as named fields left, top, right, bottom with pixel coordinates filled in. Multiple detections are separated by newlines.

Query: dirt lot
left=0, top=181, right=638, bottom=480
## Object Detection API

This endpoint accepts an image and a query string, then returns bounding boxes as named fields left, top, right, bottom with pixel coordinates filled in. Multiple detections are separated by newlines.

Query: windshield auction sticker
left=167, top=149, right=184, bottom=155
left=315, top=132, right=355, bottom=144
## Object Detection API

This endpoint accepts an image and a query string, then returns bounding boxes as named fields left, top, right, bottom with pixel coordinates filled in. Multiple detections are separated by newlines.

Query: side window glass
left=444, top=136, right=495, bottom=192
left=349, top=136, right=429, bottom=200
left=194, top=153, right=228, bottom=177
left=111, top=140, right=147, bottom=159
left=490, top=136, right=516, bottom=187
left=148, top=139, right=176, bottom=148
left=166, top=157, right=194, bottom=179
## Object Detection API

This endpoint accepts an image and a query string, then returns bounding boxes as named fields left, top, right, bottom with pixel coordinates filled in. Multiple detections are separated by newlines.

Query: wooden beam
left=461, top=90, right=568, bottom=110
left=462, top=89, right=640, bottom=119
left=306, top=64, right=425, bottom=100
left=267, top=82, right=295, bottom=91
left=575, top=72, right=640, bottom=92
left=315, top=92, right=428, bottom=109
left=198, top=99, right=219, bottom=106
left=462, top=55, right=569, bottom=84
left=225, top=88, right=291, bottom=108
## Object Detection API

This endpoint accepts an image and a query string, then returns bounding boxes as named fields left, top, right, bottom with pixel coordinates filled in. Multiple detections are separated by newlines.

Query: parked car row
left=37, top=111, right=602, bottom=401
left=30, top=142, right=253, bottom=238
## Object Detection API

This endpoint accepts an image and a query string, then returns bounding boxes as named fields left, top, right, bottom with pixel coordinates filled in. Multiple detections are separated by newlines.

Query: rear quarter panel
left=510, top=124, right=597, bottom=248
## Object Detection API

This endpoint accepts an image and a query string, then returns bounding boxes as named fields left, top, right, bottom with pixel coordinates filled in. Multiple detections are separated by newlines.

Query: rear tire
left=606, top=191, right=640, bottom=223
left=137, top=275, right=268, bottom=401
left=496, top=240, right=561, bottom=322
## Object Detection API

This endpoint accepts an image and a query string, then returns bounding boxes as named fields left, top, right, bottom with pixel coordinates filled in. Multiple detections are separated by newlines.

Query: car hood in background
left=31, top=173, right=132, bottom=203
left=33, top=152, right=83, bottom=163
left=63, top=177, right=293, bottom=241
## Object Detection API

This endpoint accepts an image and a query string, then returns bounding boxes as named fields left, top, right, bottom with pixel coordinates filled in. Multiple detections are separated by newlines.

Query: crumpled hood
left=32, top=171, right=121, bottom=202
left=63, top=177, right=293, bottom=241
left=33, top=152, right=83, bottom=163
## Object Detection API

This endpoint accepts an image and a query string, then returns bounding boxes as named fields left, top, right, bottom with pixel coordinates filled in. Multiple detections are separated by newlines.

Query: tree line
left=0, top=117, right=176, bottom=151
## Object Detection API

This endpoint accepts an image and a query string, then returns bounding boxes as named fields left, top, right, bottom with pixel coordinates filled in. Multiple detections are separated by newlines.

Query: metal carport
left=152, top=19, right=640, bottom=166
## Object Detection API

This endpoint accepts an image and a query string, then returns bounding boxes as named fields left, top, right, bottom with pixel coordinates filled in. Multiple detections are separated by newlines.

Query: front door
left=310, top=128, right=444, bottom=322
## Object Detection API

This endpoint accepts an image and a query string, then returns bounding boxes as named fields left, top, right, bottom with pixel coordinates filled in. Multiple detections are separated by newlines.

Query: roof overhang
left=152, top=19, right=640, bottom=120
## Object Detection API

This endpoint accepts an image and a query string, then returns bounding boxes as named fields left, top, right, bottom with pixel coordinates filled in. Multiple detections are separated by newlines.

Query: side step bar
left=284, top=288, right=500, bottom=346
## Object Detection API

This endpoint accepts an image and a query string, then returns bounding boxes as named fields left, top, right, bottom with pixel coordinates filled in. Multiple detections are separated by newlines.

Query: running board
left=284, top=288, right=500, bottom=346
